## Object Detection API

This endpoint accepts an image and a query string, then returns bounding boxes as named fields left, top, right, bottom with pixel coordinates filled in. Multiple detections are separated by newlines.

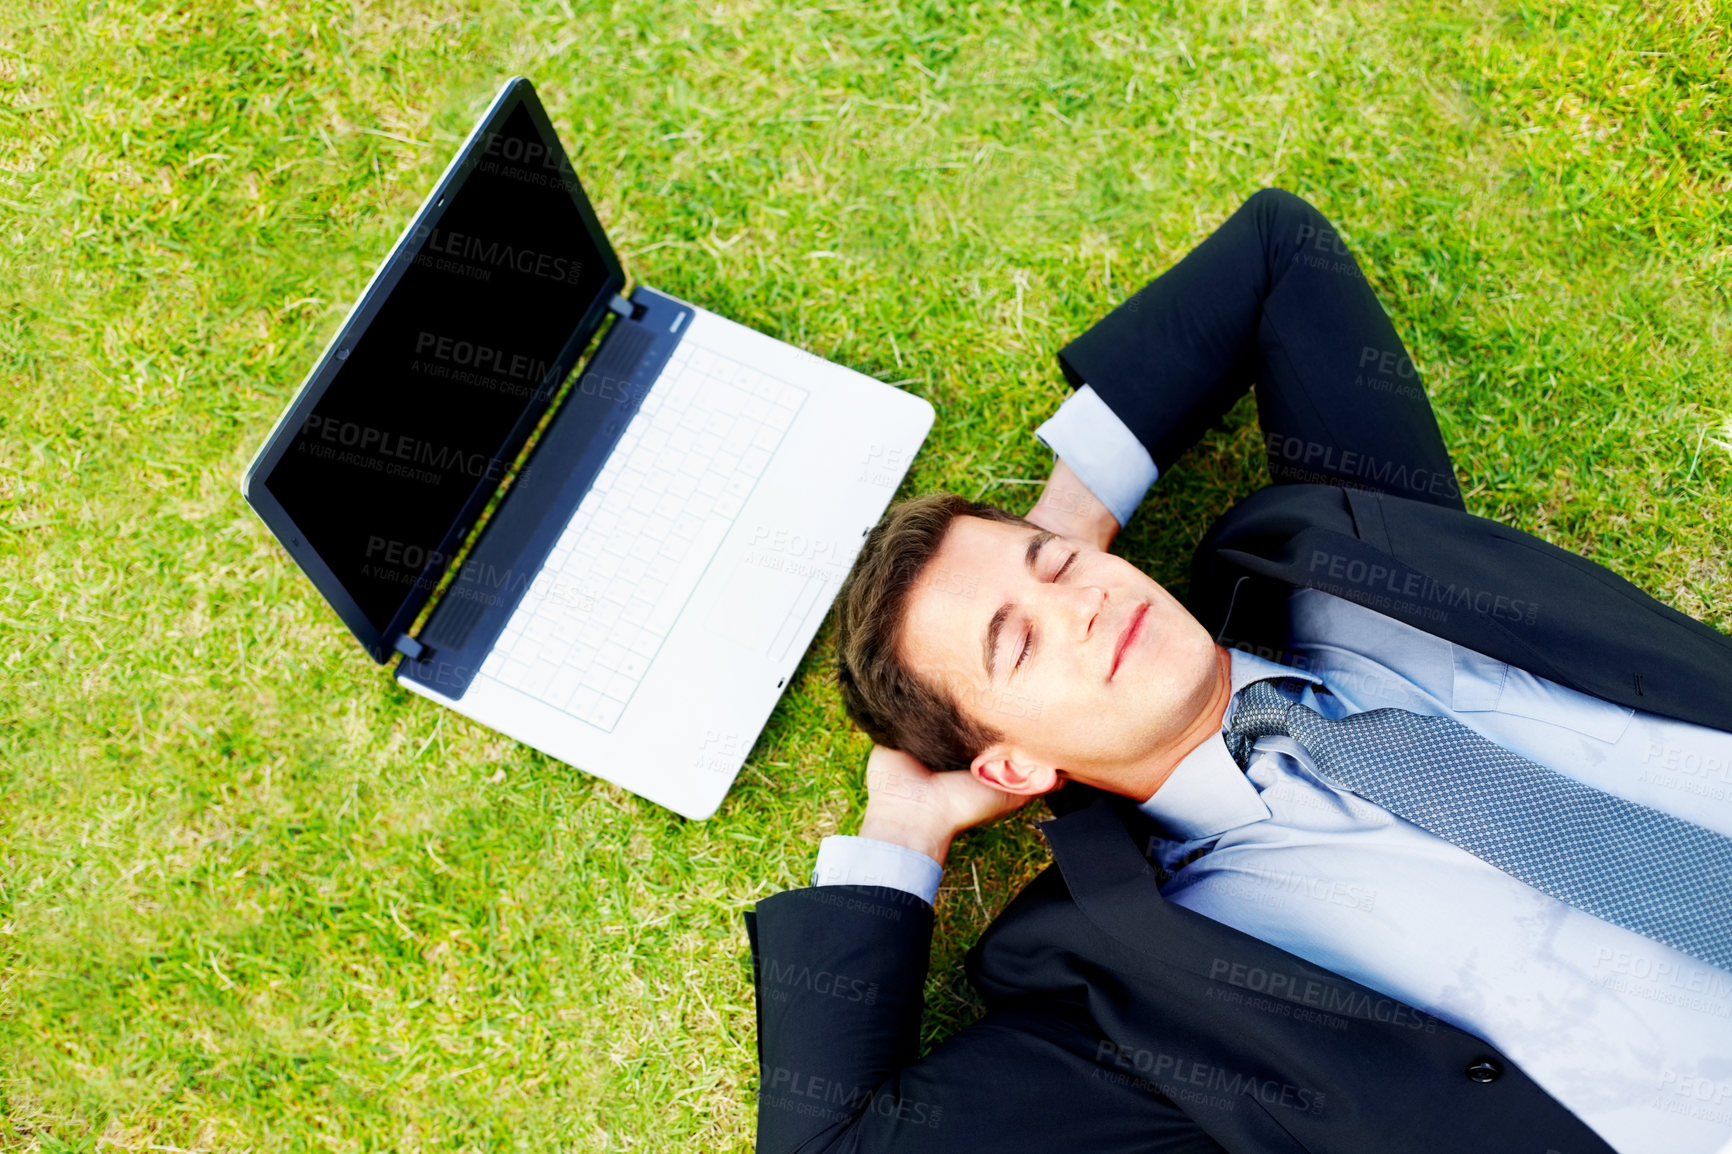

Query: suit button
left=1465, top=1059, right=1502, bottom=1084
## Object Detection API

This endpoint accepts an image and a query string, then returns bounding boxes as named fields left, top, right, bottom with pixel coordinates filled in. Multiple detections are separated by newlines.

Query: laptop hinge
left=607, top=291, right=648, bottom=322
left=394, top=633, right=429, bottom=662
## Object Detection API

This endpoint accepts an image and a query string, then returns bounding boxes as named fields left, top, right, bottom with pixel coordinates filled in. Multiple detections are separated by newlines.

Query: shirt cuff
left=1034, top=383, right=1160, bottom=528
left=812, top=835, right=943, bottom=907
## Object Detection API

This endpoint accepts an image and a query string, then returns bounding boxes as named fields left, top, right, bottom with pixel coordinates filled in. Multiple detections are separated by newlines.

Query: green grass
left=3, top=0, right=1729, bottom=1148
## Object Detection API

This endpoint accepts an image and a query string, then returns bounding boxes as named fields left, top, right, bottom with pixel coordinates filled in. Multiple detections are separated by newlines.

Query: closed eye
left=1013, top=551, right=1078, bottom=673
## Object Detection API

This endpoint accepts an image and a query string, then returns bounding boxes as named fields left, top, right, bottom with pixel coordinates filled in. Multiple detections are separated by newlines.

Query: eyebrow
left=983, top=530, right=1056, bottom=681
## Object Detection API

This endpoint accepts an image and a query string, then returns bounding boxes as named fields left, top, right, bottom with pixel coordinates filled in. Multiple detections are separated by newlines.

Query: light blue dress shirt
left=813, top=386, right=1732, bottom=1154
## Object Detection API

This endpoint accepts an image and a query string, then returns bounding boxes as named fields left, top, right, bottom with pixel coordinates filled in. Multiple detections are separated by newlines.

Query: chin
left=1147, top=623, right=1219, bottom=712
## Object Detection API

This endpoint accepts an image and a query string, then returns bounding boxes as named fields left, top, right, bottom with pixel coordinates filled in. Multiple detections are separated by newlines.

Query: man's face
left=900, top=515, right=1223, bottom=795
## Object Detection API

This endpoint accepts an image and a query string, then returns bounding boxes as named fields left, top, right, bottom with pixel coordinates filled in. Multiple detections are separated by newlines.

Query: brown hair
left=833, top=492, right=1032, bottom=773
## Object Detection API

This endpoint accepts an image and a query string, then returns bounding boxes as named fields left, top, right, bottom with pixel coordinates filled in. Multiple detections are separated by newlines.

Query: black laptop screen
left=263, top=100, right=612, bottom=635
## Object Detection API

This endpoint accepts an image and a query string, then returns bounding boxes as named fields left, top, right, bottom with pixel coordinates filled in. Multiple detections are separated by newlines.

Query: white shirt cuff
left=1033, top=384, right=1160, bottom=528
left=812, top=835, right=943, bottom=907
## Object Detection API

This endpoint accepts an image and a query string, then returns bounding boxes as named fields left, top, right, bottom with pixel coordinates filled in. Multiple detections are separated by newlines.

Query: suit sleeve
left=747, top=884, right=1223, bottom=1154
left=1053, top=196, right=1271, bottom=477
left=1055, top=189, right=1465, bottom=512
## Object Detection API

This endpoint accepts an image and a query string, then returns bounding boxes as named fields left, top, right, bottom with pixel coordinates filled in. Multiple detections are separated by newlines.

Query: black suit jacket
left=746, top=335, right=1732, bottom=1154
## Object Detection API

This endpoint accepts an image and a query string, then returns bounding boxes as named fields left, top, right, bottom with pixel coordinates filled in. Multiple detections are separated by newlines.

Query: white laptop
left=243, top=77, right=932, bottom=818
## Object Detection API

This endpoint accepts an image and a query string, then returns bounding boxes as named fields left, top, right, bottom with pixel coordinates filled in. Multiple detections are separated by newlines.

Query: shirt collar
left=1135, top=650, right=1324, bottom=840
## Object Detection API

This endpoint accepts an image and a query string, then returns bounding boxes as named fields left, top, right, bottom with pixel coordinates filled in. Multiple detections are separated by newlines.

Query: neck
left=1099, top=643, right=1236, bottom=802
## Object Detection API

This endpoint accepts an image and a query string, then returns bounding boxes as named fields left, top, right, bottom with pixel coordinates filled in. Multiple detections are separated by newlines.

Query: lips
left=1110, top=601, right=1149, bottom=680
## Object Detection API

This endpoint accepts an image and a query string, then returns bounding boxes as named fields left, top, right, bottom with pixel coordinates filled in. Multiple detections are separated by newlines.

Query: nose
left=1041, top=582, right=1108, bottom=641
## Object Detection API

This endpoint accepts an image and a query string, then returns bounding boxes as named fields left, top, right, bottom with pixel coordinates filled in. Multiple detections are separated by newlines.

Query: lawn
left=2, top=0, right=1729, bottom=1149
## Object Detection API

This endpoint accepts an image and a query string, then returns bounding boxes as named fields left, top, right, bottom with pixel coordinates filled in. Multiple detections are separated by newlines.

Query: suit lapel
left=1213, top=529, right=1581, bottom=689
left=1039, top=791, right=1346, bottom=991
left=1195, top=483, right=1732, bottom=728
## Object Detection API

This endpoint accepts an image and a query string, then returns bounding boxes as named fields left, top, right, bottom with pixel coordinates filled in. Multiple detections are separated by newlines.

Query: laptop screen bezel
left=241, top=76, right=624, bottom=663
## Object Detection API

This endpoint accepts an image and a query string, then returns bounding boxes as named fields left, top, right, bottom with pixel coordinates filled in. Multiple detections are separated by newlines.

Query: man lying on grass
left=746, top=188, right=1732, bottom=1154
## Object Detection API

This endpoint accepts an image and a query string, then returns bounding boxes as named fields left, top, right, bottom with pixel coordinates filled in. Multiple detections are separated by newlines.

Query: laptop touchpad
left=704, top=558, right=827, bottom=663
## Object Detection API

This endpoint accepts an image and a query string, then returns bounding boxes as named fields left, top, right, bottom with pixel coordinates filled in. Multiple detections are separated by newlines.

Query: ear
left=971, top=743, right=1064, bottom=797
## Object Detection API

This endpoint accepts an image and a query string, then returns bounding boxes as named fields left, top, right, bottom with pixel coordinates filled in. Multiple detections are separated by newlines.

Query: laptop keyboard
left=479, top=340, right=808, bottom=731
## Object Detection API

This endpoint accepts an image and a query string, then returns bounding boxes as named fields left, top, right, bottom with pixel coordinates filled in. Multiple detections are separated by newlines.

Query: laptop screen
left=261, top=99, right=613, bottom=636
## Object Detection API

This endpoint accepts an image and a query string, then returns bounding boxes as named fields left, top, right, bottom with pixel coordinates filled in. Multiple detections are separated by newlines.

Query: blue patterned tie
left=1224, top=678, right=1732, bottom=973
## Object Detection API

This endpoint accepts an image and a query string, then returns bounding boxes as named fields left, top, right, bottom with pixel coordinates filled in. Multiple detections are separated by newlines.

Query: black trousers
left=1058, top=187, right=1466, bottom=511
